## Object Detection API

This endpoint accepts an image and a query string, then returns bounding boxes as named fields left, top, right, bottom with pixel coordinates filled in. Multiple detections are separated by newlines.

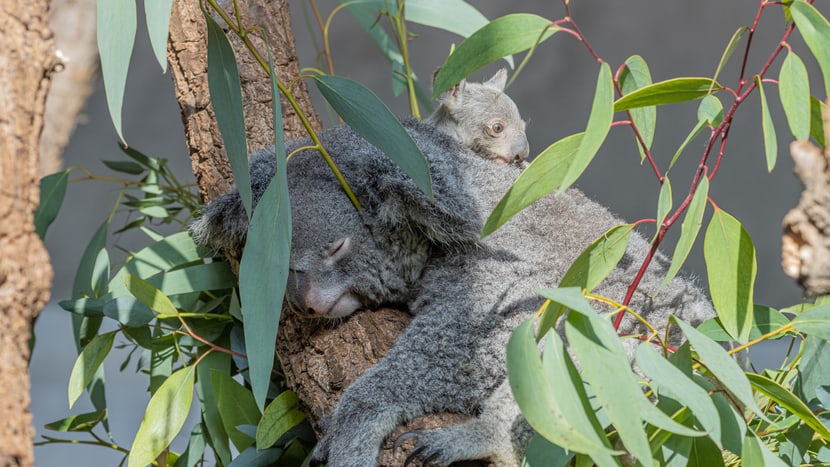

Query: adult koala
left=192, top=71, right=714, bottom=466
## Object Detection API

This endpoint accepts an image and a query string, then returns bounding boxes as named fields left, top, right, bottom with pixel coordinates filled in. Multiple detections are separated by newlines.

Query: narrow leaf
left=755, top=75, right=778, bottom=171
left=45, top=410, right=106, bottom=432
left=560, top=224, right=633, bottom=291
left=662, top=176, right=709, bottom=288
left=68, top=332, right=116, bottom=408
left=667, top=118, right=707, bottom=174
left=697, top=304, right=789, bottom=341
left=211, top=369, right=262, bottom=452
left=742, top=432, right=789, bottom=467
left=507, top=319, right=617, bottom=457
left=671, top=317, right=769, bottom=421
left=35, top=170, right=70, bottom=240
left=173, top=423, right=207, bottom=467
left=810, top=96, right=827, bottom=147
left=559, top=62, right=614, bottom=192
left=619, top=55, right=656, bottom=162
left=103, top=297, right=156, bottom=327
left=482, top=133, right=583, bottom=236
left=711, top=27, right=749, bottom=90
left=256, top=390, right=305, bottom=449
left=123, top=274, right=178, bottom=316
left=614, top=78, right=721, bottom=111
left=144, top=0, right=173, bottom=72
left=405, top=0, right=492, bottom=41
left=791, top=304, right=830, bottom=339
left=240, top=51, right=291, bottom=410
left=433, top=13, right=557, bottom=97
left=780, top=51, right=811, bottom=141
left=128, top=365, right=195, bottom=467
left=747, top=372, right=830, bottom=440
left=636, top=343, right=721, bottom=446
left=196, top=351, right=232, bottom=465
left=656, top=177, right=673, bottom=227
left=101, top=159, right=145, bottom=175
left=205, top=12, right=250, bottom=215
left=565, top=313, right=653, bottom=465
left=313, top=74, right=432, bottom=198
left=97, top=0, right=136, bottom=143
left=791, top=1, right=830, bottom=98
left=704, top=208, right=756, bottom=343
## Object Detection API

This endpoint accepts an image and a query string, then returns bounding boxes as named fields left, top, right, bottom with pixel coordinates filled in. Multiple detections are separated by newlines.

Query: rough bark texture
left=0, top=0, right=56, bottom=465
left=167, top=1, right=485, bottom=465
left=782, top=99, right=830, bottom=297
left=167, top=0, right=320, bottom=203
left=39, top=0, right=98, bottom=176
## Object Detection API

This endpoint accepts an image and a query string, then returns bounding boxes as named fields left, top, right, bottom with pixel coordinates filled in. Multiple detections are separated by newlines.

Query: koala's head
left=284, top=181, right=422, bottom=320
left=428, top=68, right=529, bottom=164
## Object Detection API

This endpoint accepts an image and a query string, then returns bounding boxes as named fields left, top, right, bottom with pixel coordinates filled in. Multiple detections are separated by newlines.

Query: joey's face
left=478, top=105, right=529, bottom=164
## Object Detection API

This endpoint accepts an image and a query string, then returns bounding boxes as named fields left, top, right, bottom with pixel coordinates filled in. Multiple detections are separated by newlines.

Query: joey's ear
left=485, top=68, right=508, bottom=90
left=433, top=69, right=467, bottom=107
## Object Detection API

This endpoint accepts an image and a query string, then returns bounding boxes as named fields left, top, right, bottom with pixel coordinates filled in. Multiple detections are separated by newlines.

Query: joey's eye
left=491, top=122, right=504, bottom=134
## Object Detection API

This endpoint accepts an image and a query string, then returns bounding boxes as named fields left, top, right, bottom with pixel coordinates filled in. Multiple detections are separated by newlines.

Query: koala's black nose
left=285, top=270, right=311, bottom=313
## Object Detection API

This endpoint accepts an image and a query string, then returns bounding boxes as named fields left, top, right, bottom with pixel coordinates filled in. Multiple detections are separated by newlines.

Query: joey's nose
left=513, top=137, right=530, bottom=162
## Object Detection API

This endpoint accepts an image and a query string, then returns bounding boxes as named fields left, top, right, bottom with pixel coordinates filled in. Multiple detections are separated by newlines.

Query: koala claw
left=393, top=431, right=419, bottom=453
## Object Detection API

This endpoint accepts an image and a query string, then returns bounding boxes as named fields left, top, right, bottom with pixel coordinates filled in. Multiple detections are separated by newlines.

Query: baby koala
left=427, top=68, right=529, bottom=165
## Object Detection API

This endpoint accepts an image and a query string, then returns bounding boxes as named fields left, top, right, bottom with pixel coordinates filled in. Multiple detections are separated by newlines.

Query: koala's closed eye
left=326, top=237, right=351, bottom=262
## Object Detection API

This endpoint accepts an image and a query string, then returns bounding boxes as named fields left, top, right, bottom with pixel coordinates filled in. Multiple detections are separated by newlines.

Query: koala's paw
left=393, top=430, right=458, bottom=467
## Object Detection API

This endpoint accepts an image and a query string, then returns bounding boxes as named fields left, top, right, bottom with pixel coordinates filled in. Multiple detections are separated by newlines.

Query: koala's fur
left=191, top=71, right=715, bottom=466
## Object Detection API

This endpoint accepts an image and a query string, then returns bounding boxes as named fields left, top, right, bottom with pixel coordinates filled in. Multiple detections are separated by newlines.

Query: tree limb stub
left=782, top=99, right=830, bottom=297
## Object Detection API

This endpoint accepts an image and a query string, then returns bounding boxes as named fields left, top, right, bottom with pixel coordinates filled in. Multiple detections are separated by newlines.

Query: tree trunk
left=167, top=2, right=484, bottom=465
left=782, top=99, right=830, bottom=297
left=0, top=0, right=56, bottom=465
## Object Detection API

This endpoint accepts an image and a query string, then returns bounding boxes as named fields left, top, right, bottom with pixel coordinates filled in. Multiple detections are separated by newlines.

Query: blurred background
left=32, top=0, right=818, bottom=464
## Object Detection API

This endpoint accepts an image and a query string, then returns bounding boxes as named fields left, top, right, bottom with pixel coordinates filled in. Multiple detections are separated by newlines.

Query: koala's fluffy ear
left=485, top=68, right=508, bottom=90
left=432, top=68, right=467, bottom=109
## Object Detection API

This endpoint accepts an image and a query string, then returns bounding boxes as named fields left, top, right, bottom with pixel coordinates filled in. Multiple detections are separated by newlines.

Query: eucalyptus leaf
left=68, top=331, right=116, bottom=408
left=35, top=170, right=70, bottom=240
left=614, top=78, right=721, bottom=111
left=754, top=75, right=778, bottom=172
left=791, top=304, right=830, bottom=339
left=314, top=74, right=432, bottom=198
left=662, top=176, right=708, bottom=289
left=560, top=224, right=633, bottom=291
left=433, top=13, right=557, bottom=97
left=791, top=1, right=830, bottom=98
left=44, top=410, right=106, bottom=432
left=747, top=372, right=830, bottom=440
left=196, top=351, right=232, bottom=465
left=143, top=0, right=173, bottom=72
left=256, top=390, right=305, bottom=449
left=711, top=27, right=749, bottom=90
left=810, top=97, right=827, bottom=147
left=619, top=55, right=655, bottom=162
left=211, top=368, right=262, bottom=452
left=97, top=0, right=136, bottom=143
left=102, top=297, right=156, bottom=327
left=128, top=365, right=195, bottom=467
left=779, top=51, right=812, bottom=141
left=704, top=207, right=756, bottom=343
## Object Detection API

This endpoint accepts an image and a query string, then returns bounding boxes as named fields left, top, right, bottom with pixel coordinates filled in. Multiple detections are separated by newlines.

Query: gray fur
left=191, top=71, right=713, bottom=465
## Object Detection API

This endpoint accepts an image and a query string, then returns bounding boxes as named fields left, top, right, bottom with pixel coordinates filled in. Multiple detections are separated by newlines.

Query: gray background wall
left=31, top=1, right=818, bottom=464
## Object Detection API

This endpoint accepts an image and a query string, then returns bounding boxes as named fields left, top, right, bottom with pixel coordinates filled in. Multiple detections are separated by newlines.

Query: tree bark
left=167, top=2, right=484, bottom=465
left=0, top=0, right=56, bottom=465
left=782, top=99, right=830, bottom=297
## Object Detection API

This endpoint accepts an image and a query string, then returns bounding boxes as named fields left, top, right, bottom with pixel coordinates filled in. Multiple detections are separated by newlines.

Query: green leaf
left=313, top=74, right=432, bottom=198
left=522, top=432, right=575, bottom=467
left=432, top=13, right=557, bottom=97
left=755, top=75, right=778, bottom=172
left=558, top=62, right=614, bottom=193
left=103, top=297, right=156, bottom=327
left=810, top=97, right=827, bottom=147
left=44, top=410, right=106, bottom=432
left=656, top=177, right=673, bottom=229
left=128, top=365, right=195, bottom=467
left=619, top=55, right=656, bottom=162
left=667, top=119, right=707, bottom=174
left=536, top=287, right=598, bottom=318
left=704, top=207, right=756, bottom=343
left=68, top=331, right=116, bottom=408
left=666, top=96, right=722, bottom=174
left=256, top=390, right=305, bottom=449
left=671, top=317, right=768, bottom=421
left=59, top=298, right=105, bottom=317
left=482, top=132, right=583, bottom=236
left=711, top=27, right=749, bottom=91
left=196, top=351, right=232, bottom=465
left=686, top=436, right=725, bottom=467
left=144, top=0, right=172, bottom=72
left=97, top=0, right=136, bottom=143
left=211, top=369, right=262, bottom=452
left=662, top=176, right=708, bottom=289
left=506, top=319, right=617, bottom=460
left=123, top=274, right=178, bottom=317
left=697, top=304, right=789, bottom=341
left=560, top=224, right=633, bottom=291
left=228, top=446, right=285, bottom=467
left=101, top=159, right=145, bottom=175
left=747, top=372, right=830, bottom=440
left=614, top=78, right=721, bottom=112
left=240, top=50, right=291, bottom=410
left=636, top=343, right=721, bottom=446
left=119, top=143, right=162, bottom=171
left=791, top=1, right=830, bottom=98
left=205, top=12, right=250, bottom=215
left=780, top=51, right=812, bottom=141
left=565, top=312, right=653, bottom=465
left=34, top=170, right=70, bottom=240
left=742, top=432, right=788, bottom=467
left=405, top=0, right=493, bottom=42
left=791, top=304, right=830, bottom=339
left=173, top=423, right=207, bottom=467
